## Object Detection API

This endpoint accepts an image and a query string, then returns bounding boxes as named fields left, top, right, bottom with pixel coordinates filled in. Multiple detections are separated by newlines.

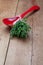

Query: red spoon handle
left=20, top=5, right=40, bottom=18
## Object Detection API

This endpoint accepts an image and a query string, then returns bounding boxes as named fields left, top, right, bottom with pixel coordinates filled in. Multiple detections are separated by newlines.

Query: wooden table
left=0, top=0, right=43, bottom=65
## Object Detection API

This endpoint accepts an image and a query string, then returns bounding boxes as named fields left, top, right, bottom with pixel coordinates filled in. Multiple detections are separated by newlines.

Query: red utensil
left=3, top=5, right=40, bottom=26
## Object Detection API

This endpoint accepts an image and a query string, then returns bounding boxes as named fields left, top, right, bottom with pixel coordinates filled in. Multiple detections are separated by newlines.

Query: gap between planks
left=30, top=0, right=38, bottom=65
left=0, top=0, right=19, bottom=65
left=4, top=0, right=33, bottom=65
left=3, top=0, right=19, bottom=65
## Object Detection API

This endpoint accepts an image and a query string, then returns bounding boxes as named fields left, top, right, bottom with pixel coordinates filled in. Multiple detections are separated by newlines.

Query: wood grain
left=0, top=0, right=18, bottom=65
left=0, top=0, right=43, bottom=65
left=32, top=0, right=43, bottom=65
left=5, top=0, right=33, bottom=65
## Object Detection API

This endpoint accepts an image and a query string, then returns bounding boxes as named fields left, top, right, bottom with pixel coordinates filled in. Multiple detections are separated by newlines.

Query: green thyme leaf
left=10, top=19, right=31, bottom=38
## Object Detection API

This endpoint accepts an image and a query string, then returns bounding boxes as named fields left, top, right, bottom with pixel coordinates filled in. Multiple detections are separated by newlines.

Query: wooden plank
left=32, top=0, right=43, bottom=65
left=0, top=0, right=18, bottom=65
left=5, top=0, right=33, bottom=65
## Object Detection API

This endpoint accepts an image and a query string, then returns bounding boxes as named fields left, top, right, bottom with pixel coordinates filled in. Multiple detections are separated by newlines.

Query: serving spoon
left=3, top=5, right=40, bottom=26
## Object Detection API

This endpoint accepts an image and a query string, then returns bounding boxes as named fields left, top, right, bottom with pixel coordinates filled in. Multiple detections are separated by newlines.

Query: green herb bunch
left=10, top=18, right=31, bottom=38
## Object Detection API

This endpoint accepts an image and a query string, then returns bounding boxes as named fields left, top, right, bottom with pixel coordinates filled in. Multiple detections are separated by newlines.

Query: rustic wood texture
left=4, top=0, right=33, bottom=65
left=0, top=0, right=43, bottom=65
left=31, top=0, right=43, bottom=65
left=0, top=0, right=18, bottom=65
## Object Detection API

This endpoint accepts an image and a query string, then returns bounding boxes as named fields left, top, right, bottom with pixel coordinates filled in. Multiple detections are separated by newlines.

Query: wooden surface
left=0, top=0, right=43, bottom=65
left=0, top=0, right=18, bottom=65
left=32, top=0, right=43, bottom=65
